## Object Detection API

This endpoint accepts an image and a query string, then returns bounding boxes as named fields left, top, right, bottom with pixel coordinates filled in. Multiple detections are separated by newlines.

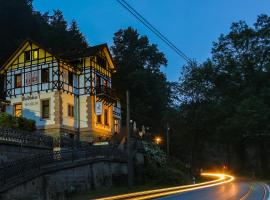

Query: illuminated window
left=68, top=104, right=74, bottom=117
left=15, top=74, right=22, bottom=88
left=104, top=109, right=109, bottom=125
left=104, top=79, right=108, bottom=88
left=14, top=103, right=22, bottom=117
left=41, top=100, right=50, bottom=119
left=68, top=71, right=73, bottom=86
left=114, top=119, right=119, bottom=133
left=97, top=115, right=102, bottom=124
left=24, top=51, right=31, bottom=61
left=32, top=50, right=38, bottom=60
left=41, top=68, right=49, bottom=83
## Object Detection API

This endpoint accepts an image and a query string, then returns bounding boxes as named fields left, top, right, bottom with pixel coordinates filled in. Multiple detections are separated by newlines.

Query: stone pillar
left=80, top=96, right=93, bottom=142
left=44, top=91, right=63, bottom=146
left=87, top=96, right=93, bottom=130
left=54, top=91, right=63, bottom=126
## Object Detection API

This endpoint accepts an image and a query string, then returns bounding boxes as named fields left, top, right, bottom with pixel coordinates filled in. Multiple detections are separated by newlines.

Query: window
left=68, top=71, right=73, bottom=86
left=24, top=50, right=38, bottom=61
left=104, top=79, right=108, bottom=88
left=41, top=100, right=50, bottom=119
left=14, top=103, right=22, bottom=117
left=96, top=75, right=101, bottom=88
left=15, top=74, right=22, bottom=88
left=24, top=51, right=31, bottom=62
left=114, top=119, right=119, bottom=133
left=104, top=109, right=109, bottom=125
left=96, top=55, right=107, bottom=68
left=41, top=68, right=49, bottom=83
left=97, top=115, right=102, bottom=124
left=32, top=49, right=38, bottom=60
left=68, top=104, right=74, bottom=117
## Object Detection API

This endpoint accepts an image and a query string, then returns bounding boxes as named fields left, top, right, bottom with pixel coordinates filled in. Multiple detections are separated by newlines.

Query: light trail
left=95, top=173, right=235, bottom=200
left=261, top=183, right=267, bottom=200
left=235, top=182, right=253, bottom=200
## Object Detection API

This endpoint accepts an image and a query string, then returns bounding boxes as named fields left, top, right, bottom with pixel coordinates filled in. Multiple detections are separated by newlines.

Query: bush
left=144, top=160, right=189, bottom=185
left=142, top=141, right=190, bottom=185
left=17, top=116, right=36, bottom=132
left=142, top=141, right=167, bottom=166
left=0, top=112, right=36, bottom=132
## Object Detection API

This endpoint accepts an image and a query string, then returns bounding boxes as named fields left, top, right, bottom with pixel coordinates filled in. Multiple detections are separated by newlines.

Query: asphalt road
left=157, top=180, right=270, bottom=200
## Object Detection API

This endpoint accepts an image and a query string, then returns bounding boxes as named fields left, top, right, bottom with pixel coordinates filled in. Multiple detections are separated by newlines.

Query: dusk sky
left=33, top=0, right=270, bottom=81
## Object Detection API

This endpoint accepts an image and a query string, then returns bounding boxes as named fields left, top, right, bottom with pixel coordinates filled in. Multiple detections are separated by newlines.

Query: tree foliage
left=111, top=27, right=170, bottom=132
left=170, top=14, right=270, bottom=176
left=0, top=0, right=88, bottom=65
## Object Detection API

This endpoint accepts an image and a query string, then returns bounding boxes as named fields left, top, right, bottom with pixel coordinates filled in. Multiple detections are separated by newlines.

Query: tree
left=0, top=1, right=88, bottom=65
left=111, top=27, right=170, bottom=133
left=171, top=14, right=270, bottom=176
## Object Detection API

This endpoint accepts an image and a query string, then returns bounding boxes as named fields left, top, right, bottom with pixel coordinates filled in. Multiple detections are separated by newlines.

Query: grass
left=68, top=185, right=171, bottom=200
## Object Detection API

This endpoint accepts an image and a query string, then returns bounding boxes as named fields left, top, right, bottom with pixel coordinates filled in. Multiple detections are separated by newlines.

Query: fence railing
left=0, top=128, right=53, bottom=148
left=0, top=146, right=127, bottom=190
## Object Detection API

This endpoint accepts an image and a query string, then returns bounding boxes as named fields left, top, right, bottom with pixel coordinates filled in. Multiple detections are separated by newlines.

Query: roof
left=1, top=39, right=115, bottom=70
left=60, top=44, right=108, bottom=60
left=60, top=43, right=115, bottom=68
left=1, top=39, right=62, bottom=71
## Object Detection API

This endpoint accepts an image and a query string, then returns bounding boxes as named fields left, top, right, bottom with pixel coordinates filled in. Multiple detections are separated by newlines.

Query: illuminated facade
left=0, top=39, right=121, bottom=143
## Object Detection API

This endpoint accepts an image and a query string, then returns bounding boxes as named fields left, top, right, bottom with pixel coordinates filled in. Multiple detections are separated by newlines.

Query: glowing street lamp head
left=154, top=136, right=162, bottom=144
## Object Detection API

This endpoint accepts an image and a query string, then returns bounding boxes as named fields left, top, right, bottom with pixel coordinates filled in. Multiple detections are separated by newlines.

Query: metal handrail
left=0, top=128, right=53, bottom=148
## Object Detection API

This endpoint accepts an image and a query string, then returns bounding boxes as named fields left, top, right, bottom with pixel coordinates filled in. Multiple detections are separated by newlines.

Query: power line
left=116, top=0, right=192, bottom=63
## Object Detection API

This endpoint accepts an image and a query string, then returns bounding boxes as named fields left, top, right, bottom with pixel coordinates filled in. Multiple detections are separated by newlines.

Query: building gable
left=0, top=40, right=55, bottom=74
left=101, top=46, right=115, bottom=70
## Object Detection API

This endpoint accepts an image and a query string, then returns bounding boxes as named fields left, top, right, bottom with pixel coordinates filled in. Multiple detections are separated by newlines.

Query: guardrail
left=0, top=146, right=127, bottom=192
left=0, top=128, right=53, bottom=148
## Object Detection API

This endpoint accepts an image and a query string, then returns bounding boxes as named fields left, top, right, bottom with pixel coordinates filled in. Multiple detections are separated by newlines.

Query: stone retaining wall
left=0, top=141, right=52, bottom=162
left=1, top=160, right=127, bottom=200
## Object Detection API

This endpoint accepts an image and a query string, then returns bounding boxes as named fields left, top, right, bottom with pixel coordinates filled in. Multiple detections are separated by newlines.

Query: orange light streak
left=95, top=173, right=235, bottom=200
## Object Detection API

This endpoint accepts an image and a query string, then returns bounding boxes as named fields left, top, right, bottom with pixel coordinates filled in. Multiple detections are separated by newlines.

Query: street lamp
left=154, top=136, right=162, bottom=145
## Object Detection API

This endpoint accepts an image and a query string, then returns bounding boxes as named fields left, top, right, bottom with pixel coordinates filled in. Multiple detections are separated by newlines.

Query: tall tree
left=171, top=14, right=270, bottom=176
left=111, top=27, right=170, bottom=132
left=0, top=0, right=88, bottom=65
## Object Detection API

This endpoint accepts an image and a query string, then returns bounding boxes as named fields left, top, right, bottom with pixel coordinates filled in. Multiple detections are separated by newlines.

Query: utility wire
left=116, top=0, right=192, bottom=63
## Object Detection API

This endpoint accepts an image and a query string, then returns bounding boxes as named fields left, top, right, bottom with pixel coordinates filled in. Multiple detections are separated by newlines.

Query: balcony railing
left=95, top=85, right=116, bottom=105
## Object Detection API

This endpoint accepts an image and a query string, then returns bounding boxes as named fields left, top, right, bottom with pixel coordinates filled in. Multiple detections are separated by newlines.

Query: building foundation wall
left=1, top=161, right=127, bottom=200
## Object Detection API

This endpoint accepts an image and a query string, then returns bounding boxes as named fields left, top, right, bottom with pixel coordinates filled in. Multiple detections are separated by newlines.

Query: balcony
left=95, top=85, right=116, bottom=105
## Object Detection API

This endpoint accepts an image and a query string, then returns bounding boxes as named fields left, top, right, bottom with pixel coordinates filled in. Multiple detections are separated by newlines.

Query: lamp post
left=126, top=90, right=133, bottom=188
left=166, top=123, right=170, bottom=156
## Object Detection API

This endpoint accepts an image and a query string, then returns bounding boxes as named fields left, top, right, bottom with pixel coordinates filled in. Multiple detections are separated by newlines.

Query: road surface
left=158, top=180, right=270, bottom=200
left=97, top=174, right=269, bottom=200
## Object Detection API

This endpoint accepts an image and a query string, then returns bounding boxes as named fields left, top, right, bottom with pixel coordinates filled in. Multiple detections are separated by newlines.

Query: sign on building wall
left=113, top=106, right=121, bottom=118
left=22, top=95, right=39, bottom=107
left=95, top=102, right=103, bottom=115
left=25, top=71, right=39, bottom=86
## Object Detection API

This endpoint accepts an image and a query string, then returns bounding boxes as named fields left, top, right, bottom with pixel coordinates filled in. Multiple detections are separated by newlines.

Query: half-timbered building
left=0, top=39, right=121, bottom=144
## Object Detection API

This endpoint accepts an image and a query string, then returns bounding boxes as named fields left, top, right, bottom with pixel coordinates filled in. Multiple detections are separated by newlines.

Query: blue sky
left=33, top=0, right=270, bottom=81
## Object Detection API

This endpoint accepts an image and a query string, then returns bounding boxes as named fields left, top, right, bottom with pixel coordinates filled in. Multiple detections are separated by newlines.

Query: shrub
left=142, top=141, right=190, bottom=185
left=17, top=116, right=36, bottom=132
left=0, top=112, right=14, bottom=128
left=142, top=141, right=167, bottom=167
left=0, top=112, right=36, bottom=132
